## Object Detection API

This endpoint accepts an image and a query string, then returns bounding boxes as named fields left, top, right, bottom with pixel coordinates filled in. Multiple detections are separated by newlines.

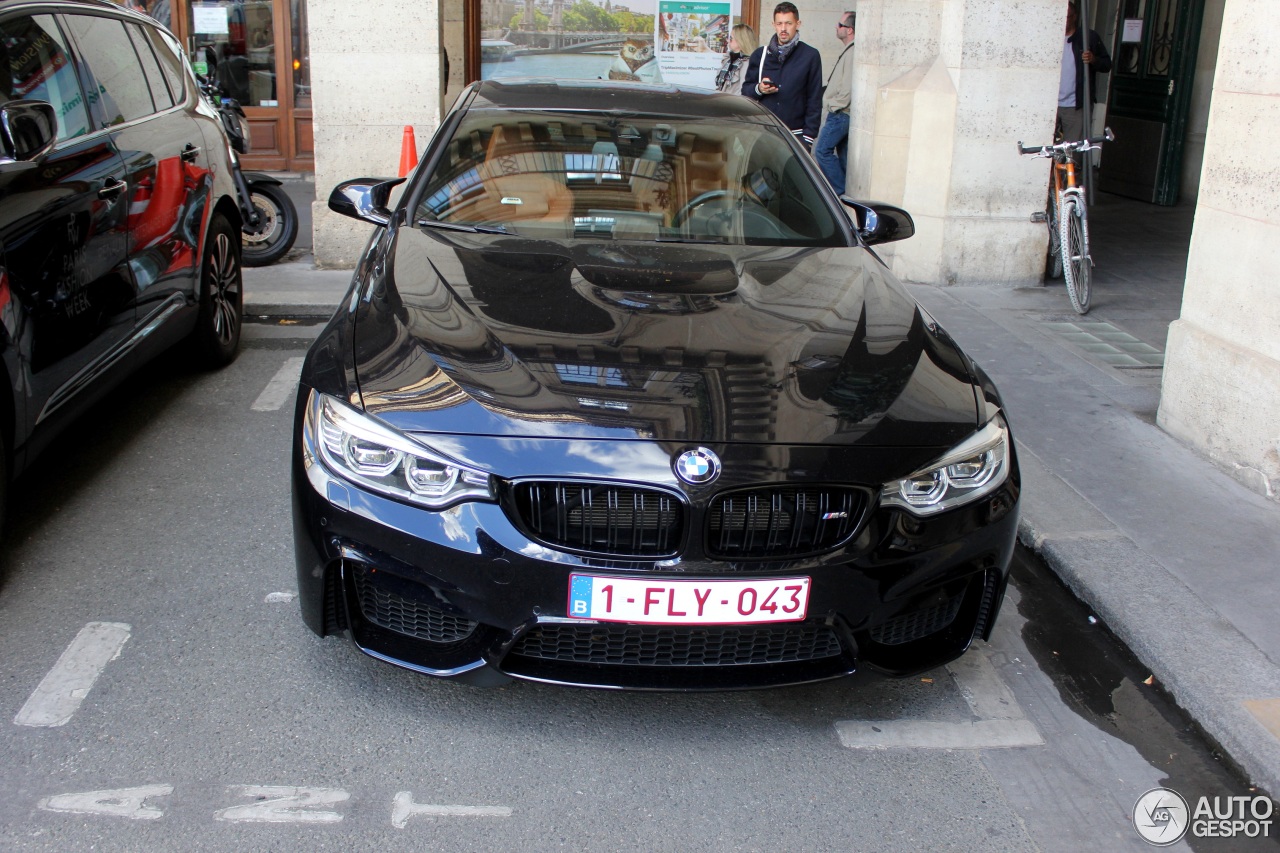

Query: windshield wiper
left=417, top=219, right=509, bottom=234
left=655, top=235, right=730, bottom=244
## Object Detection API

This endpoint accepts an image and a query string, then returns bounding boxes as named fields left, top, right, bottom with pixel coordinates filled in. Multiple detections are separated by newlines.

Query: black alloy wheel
left=189, top=213, right=243, bottom=367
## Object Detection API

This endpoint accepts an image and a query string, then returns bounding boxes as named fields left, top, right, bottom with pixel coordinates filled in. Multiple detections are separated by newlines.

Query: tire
left=1045, top=188, right=1063, bottom=279
left=240, top=182, right=298, bottom=267
left=1059, top=197, right=1091, bottom=315
left=189, top=213, right=243, bottom=368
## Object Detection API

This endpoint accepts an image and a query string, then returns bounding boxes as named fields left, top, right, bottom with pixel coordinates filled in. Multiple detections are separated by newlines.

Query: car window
left=0, top=14, right=92, bottom=141
left=126, top=21, right=173, bottom=110
left=61, top=13, right=155, bottom=125
left=415, top=109, right=844, bottom=247
left=146, top=26, right=187, bottom=103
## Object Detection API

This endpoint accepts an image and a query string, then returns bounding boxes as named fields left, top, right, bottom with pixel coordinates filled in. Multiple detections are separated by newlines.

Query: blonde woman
left=715, top=25, right=758, bottom=93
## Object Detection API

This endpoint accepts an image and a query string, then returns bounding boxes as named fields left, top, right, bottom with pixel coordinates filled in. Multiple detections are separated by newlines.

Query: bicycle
left=1018, top=128, right=1113, bottom=314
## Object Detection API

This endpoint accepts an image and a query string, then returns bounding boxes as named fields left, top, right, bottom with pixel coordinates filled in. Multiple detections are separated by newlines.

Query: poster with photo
left=656, top=1, right=733, bottom=89
left=480, top=0, right=664, bottom=85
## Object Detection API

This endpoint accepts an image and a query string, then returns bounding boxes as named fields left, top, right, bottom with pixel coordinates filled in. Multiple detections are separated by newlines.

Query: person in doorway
left=715, top=24, right=758, bottom=94
left=1058, top=0, right=1111, bottom=143
left=814, top=10, right=855, bottom=193
left=742, top=2, right=822, bottom=150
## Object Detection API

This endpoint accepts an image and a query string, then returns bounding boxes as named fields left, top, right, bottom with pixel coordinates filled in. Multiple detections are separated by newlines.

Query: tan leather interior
left=475, top=124, right=573, bottom=231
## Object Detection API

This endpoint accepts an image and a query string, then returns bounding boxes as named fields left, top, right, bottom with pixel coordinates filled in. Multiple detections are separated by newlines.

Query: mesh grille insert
left=509, top=621, right=843, bottom=667
left=707, top=487, right=863, bottom=559
left=869, top=593, right=964, bottom=646
left=352, top=564, right=478, bottom=644
left=512, top=482, right=684, bottom=557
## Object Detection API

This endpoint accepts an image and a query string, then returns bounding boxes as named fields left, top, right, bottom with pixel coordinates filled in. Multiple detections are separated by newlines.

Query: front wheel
left=188, top=213, right=243, bottom=367
left=1059, top=197, right=1091, bottom=314
left=241, top=182, right=298, bottom=267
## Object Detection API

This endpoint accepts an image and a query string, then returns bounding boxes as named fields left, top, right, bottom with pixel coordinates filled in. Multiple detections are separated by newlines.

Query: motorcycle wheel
left=241, top=182, right=298, bottom=267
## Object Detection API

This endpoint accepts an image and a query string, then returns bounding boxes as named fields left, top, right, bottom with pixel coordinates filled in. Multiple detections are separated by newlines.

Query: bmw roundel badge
left=674, top=447, right=721, bottom=485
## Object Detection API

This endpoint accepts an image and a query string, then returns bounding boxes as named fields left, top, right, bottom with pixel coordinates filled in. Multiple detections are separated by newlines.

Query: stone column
left=847, top=0, right=1064, bottom=285
left=1158, top=0, right=1280, bottom=499
left=310, top=0, right=445, bottom=268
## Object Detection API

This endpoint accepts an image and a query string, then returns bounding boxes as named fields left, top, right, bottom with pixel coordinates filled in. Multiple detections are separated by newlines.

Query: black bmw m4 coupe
left=291, top=79, right=1020, bottom=690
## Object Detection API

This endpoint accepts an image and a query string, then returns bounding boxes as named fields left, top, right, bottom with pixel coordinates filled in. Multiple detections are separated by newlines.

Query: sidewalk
left=242, top=192, right=1280, bottom=796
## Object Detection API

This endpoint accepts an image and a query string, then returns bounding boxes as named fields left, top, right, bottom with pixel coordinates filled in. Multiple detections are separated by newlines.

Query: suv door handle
left=181, top=143, right=201, bottom=162
left=98, top=177, right=126, bottom=199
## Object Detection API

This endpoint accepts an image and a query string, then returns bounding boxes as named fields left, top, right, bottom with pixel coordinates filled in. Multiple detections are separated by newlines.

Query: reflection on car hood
left=351, top=227, right=979, bottom=447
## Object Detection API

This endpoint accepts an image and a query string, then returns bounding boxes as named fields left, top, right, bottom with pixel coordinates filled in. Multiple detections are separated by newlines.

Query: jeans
left=814, top=110, right=850, bottom=195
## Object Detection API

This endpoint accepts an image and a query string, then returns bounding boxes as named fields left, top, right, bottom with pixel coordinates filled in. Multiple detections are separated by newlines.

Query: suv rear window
left=126, top=21, right=173, bottom=110
left=61, top=13, right=156, bottom=125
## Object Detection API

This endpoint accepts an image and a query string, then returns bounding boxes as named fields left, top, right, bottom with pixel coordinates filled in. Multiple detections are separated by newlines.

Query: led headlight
left=304, top=391, right=493, bottom=508
left=880, top=415, right=1010, bottom=516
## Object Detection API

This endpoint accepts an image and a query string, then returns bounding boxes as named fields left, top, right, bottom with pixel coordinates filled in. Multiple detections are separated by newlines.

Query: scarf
left=769, top=34, right=800, bottom=65
left=715, top=51, right=743, bottom=90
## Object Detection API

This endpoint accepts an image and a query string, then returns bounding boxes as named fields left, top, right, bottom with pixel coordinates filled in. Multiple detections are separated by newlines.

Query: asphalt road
left=0, top=322, right=1272, bottom=853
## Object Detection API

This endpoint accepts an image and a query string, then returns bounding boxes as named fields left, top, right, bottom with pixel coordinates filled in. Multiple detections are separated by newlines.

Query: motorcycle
left=198, top=76, right=298, bottom=266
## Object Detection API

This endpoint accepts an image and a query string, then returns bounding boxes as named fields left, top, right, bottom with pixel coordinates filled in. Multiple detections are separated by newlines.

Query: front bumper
left=292, top=415, right=1019, bottom=692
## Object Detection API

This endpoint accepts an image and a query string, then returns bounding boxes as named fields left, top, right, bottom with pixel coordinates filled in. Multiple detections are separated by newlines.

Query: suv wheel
left=189, top=213, right=243, bottom=368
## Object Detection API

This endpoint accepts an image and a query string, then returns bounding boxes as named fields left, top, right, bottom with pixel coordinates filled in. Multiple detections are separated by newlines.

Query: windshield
left=414, top=109, right=845, bottom=246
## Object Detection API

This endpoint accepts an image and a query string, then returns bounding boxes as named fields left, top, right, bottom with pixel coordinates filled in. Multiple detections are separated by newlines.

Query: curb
left=1015, top=445, right=1280, bottom=797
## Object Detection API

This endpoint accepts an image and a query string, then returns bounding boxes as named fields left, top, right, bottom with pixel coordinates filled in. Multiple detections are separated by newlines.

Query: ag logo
left=1133, top=787, right=1189, bottom=846
left=674, top=447, right=720, bottom=485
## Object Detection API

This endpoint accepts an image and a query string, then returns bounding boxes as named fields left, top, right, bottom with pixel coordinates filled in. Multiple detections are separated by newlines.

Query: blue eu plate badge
left=569, top=575, right=594, bottom=617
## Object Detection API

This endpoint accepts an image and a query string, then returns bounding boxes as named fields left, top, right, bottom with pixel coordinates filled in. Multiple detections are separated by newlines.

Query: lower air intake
left=351, top=563, right=478, bottom=644
left=509, top=621, right=844, bottom=667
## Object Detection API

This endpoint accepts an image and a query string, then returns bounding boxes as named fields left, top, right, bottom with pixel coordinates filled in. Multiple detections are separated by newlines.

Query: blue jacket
left=741, top=39, right=823, bottom=145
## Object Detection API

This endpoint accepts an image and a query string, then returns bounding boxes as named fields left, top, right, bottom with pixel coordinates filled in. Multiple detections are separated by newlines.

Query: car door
left=59, top=10, right=207, bottom=326
left=0, top=11, right=133, bottom=458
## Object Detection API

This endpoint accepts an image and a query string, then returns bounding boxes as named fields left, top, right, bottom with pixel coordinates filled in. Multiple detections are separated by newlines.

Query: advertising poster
left=481, top=0, right=663, bottom=83
left=656, top=2, right=732, bottom=89
left=479, top=0, right=737, bottom=87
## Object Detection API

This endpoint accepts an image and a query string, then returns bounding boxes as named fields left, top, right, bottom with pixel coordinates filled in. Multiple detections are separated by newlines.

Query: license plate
left=567, top=575, right=810, bottom=625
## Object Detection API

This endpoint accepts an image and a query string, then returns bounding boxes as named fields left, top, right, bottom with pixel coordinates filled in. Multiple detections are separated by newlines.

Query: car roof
left=0, top=0, right=131, bottom=11
left=467, top=79, right=777, bottom=121
left=0, top=0, right=165, bottom=26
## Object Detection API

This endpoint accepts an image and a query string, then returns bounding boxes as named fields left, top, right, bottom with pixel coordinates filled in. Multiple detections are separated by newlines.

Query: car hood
left=351, top=227, right=979, bottom=448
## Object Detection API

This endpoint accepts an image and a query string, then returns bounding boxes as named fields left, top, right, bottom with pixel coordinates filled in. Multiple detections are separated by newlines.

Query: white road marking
left=38, top=785, right=172, bottom=820
left=265, top=591, right=298, bottom=603
left=835, top=718, right=1044, bottom=749
left=835, top=649, right=1044, bottom=749
left=946, top=648, right=1025, bottom=719
left=392, top=791, right=513, bottom=828
left=14, top=622, right=131, bottom=727
left=215, top=786, right=348, bottom=823
left=251, top=356, right=304, bottom=411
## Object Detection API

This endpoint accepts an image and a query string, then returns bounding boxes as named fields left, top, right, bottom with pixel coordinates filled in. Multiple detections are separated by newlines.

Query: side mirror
left=840, top=198, right=915, bottom=246
left=0, top=100, right=58, bottom=169
left=328, top=177, right=406, bottom=226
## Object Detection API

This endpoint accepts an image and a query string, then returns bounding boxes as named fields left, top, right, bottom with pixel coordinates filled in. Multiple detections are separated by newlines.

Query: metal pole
left=1078, top=0, right=1094, bottom=204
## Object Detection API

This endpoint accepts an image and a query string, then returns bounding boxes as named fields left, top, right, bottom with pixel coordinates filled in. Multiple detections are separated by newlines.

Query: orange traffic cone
left=398, top=125, right=418, bottom=177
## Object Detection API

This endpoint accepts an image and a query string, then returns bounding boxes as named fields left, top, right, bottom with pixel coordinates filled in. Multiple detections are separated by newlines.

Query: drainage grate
left=1042, top=320, right=1164, bottom=368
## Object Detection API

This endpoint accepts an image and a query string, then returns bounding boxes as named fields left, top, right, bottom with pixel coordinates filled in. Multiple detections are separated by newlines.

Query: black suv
left=0, top=0, right=243, bottom=523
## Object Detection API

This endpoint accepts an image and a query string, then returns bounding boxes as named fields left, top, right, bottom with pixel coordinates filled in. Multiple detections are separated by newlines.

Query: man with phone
left=742, top=2, right=822, bottom=151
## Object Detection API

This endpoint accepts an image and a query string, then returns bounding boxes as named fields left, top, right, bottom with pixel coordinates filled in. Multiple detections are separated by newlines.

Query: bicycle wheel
left=1045, top=187, right=1062, bottom=279
left=1059, top=197, right=1091, bottom=314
